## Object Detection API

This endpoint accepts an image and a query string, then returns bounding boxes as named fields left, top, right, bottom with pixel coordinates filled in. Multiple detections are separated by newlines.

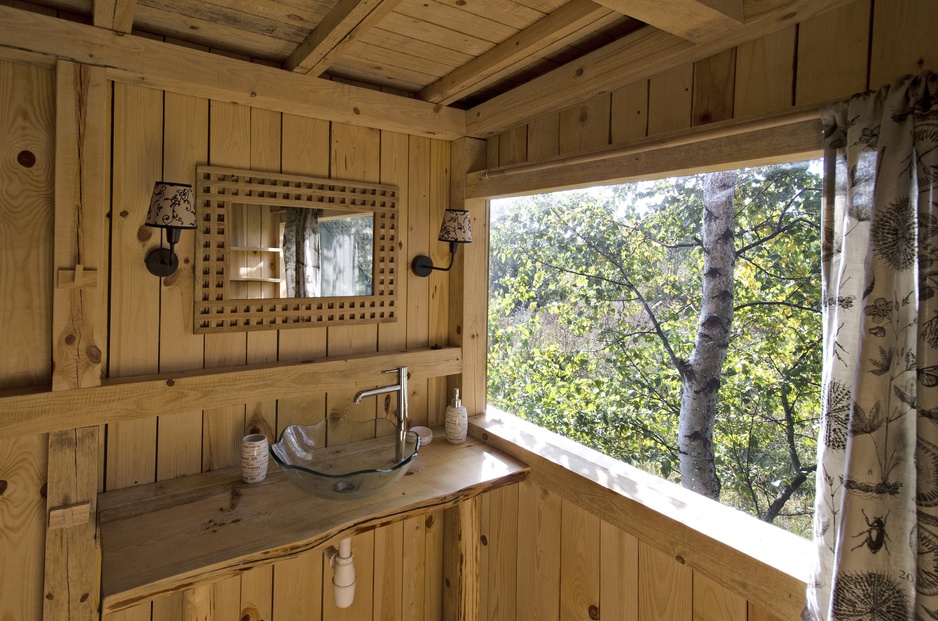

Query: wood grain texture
left=472, top=415, right=812, bottom=619
left=468, top=114, right=822, bottom=199
left=600, top=519, right=639, bottom=621
left=480, top=483, right=518, bottom=620
left=559, top=93, right=611, bottom=154
left=106, top=81, right=163, bottom=491
left=0, top=58, right=54, bottom=621
left=515, top=481, right=561, bottom=621
left=734, top=26, right=795, bottom=118
left=0, top=347, right=462, bottom=439
left=648, top=64, right=693, bottom=135
left=638, top=541, right=691, bottom=621
left=795, top=1, right=870, bottom=106
left=869, top=0, right=938, bottom=90
left=594, top=0, right=743, bottom=42
left=155, top=91, right=207, bottom=485
left=560, top=499, right=600, bottom=621
left=693, top=48, right=736, bottom=126
left=466, top=0, right=856, bottom=137
left=693, top=571, right=747, bottom=621
left=611, top=81, right=648, bottom=144
left=0, top=5, right=466, bottom=139
left=498, top=125, right=528, bottom=167
left=99, top=435, right=526, bottom=614
left=448, top=138, right=488, bottom=416
left=443, top=495, right=482, bottom=620
left=527, top=113, right=560, bottom=162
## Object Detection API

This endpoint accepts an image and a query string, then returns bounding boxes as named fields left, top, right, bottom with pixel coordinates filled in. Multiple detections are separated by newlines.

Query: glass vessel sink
left=270, top=414, right=419, bottom=500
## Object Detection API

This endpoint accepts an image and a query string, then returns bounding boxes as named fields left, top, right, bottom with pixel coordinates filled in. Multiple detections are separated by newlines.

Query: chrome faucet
left=353, top=366, right=408, bottom=462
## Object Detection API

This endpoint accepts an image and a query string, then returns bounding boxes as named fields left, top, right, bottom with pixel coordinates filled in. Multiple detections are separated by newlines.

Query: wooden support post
left=447, top=138, right=488, bottom=416
left=443, top=496, right=481, bottom=620
left=44, top=59, right=108, bottom=621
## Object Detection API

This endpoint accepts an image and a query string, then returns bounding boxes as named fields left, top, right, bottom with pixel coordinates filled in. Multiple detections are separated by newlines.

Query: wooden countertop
left=98, top=433, right=528, bottom=614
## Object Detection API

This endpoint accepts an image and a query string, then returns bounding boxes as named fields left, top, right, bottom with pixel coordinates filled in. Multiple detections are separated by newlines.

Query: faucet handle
left=382, top=366, right=406, bottom=375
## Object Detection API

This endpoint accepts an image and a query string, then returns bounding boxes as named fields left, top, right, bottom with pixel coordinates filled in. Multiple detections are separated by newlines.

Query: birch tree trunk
left=678, top=170, right=737, bottom=499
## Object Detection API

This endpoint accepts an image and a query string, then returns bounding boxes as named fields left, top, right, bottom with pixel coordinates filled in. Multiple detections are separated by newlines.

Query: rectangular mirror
left=194, top=166, right=399, bottom=334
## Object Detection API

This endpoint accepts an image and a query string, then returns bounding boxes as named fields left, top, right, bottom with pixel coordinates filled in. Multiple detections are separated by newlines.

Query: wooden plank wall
left=485, top=0, right=938, bottom=169
left=479, top=2, right=938, bottom=620
left=0, top=58, right=451, bottom=621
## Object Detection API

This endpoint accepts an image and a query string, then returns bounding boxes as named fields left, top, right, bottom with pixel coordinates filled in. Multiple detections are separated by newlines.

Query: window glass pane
left=487, top=160, right=822, bottom=536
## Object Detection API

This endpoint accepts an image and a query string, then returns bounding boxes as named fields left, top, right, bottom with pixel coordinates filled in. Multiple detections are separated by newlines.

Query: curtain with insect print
left=805, top=71, right=938, bottom=620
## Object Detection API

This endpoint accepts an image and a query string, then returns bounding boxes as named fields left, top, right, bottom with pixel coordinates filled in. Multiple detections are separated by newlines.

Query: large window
left=487, top=160, right=822, bottom=536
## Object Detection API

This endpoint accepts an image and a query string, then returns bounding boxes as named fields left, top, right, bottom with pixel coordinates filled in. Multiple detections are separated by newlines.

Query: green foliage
left=488, top=162, right=822, bottom=536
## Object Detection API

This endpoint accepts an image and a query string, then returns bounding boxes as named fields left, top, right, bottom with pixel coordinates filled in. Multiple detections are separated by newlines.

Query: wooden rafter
left=284, top=0, right=405, bottom=76
left=0, top=5, right=466, bottom=140
left=417, top=0, right=616, bottom=106
left=92, top=0, right=137, bottom=33
left=467, top=0, right=859, bottom=137
left=594, top=0, right=743, bottom=42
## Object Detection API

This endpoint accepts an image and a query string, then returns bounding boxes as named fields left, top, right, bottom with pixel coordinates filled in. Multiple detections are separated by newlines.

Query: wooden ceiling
left=6, top=0, right=853, bottom=136
left=7, top=0, right=758, bottom=108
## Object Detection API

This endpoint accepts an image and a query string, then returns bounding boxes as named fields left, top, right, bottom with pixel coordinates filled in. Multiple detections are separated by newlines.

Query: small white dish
left=411, top=426, right=433, bottom=446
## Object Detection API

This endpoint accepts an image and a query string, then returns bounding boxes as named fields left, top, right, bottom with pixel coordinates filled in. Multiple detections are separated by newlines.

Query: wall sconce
left=144, top=181, right=197, bottom=277
left=412, top=209, right=473, bottom=277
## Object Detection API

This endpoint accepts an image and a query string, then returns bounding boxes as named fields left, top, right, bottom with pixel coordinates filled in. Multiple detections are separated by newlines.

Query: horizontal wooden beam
left=99, top=435, right=527, bottom=613
left=0, top=5, right=466, bottom=140
left=417, top=0, right=615, bottom=106
left=594, top=0, right=743, bottom=42
left=0, top=347, right=461, bottom=439
left=467, top=112, right=823, bottom=198
left=472, top=411, right=811, bottom=620
left=466, top=0, right=857, bottom=137
left=285, top=0, right=404, bottom=76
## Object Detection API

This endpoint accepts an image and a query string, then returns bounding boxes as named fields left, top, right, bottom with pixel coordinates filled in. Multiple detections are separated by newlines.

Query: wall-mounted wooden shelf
left=98, top=433, right=528, bottom=614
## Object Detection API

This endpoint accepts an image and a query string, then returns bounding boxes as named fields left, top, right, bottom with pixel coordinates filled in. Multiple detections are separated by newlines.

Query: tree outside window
left=487, top=160, right=822, bottom=536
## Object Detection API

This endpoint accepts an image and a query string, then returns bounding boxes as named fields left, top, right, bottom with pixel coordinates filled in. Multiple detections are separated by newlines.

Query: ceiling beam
left=284, top=0, right=404, bottom=76
left=0, top=5, right=466, bottom=140
left=466, top=0, right=859, bottom=138
left=93, top=0, right=137, bottom=33
left=417, top=0, right=617, bottom=106
left=594, top=0, right=743, bottom=42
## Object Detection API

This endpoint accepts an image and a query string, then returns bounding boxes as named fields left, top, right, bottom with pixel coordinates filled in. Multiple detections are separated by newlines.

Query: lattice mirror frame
left=193, top=166, right=399, bottom=334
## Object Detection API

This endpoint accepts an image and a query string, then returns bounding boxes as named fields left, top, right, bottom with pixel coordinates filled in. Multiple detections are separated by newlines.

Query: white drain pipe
left=325, top=537, right=356, bottom=608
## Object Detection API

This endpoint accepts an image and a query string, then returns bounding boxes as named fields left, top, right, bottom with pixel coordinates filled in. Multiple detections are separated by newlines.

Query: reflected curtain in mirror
left=282, top=207, right=322, bottom=298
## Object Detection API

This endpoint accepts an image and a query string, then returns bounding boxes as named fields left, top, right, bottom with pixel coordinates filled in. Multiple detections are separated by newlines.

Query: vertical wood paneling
left=426, top=139, right=451, bottom=427
left=204, top=100, right=250, bottom=472
left=560, top=499, right=600, bottom=621
left=425, top=510, right=444, bottom=619
left=323, top=121, right=381, bottom=621
left=375, top=521, right=404, bottom=621
left=516, top=481, right=561, bottom=621
left=693, top=49, right=736, bottom=126
left=276, top=113, right=330, bottom=430
left=407, top=135, right=431, bottom=423
left=733, top=27, right=795, bottom=118
left=156, top=92, right=207, bottom=485
left=402, top=515, right=428, bottom=620
left=647, top=65, right=693, bottom=135
left=559, top=94, right=610, bottom=154
left=638, top=542, right=692, bottom=621
left=272, top=553, right=323, bottom=620
left=748, top=602, right=786, bottom=621
left=498, top=125, right=528, bottom=166
left=611, top=81, right=648, bottom=144
left=600, top=520, right=639, bottom=621
left=869, top=0, right=938, bottom=89
left=692, top=572, right=746, bottom=621
left=481, top=484, right=519, bottom=620
left=527, top=113, right=560, bottom=162
left=107, top=81, right=163, bottom=491
left=795, top=1, right=870, bottom=106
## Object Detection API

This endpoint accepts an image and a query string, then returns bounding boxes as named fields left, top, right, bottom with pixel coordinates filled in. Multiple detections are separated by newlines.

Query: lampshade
left=437, top=209, right=472, bottom=244
left=146, top=182, right=196, bottom=229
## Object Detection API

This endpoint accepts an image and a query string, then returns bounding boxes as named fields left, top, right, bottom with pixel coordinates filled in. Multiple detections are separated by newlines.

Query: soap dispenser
left=445, top=388, right=468, bottom=444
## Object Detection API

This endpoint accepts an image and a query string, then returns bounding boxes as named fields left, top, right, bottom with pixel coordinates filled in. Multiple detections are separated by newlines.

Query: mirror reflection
left=229, top=203, right=374, bottom=300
